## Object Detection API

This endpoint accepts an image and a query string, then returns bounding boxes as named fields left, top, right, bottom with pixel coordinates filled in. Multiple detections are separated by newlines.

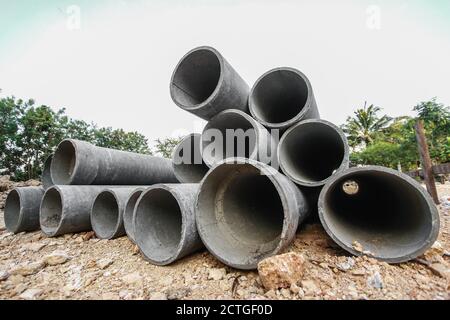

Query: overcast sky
left=1, top=0, right=449, bottom=144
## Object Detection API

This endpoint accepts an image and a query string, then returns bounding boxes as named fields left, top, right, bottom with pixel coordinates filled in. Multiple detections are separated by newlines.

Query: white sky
left=1, top=0, right=449, bottom=145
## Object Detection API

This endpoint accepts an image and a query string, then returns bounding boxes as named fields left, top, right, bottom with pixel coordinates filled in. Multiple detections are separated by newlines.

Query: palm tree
left=342, top=102, right=392, bottom=149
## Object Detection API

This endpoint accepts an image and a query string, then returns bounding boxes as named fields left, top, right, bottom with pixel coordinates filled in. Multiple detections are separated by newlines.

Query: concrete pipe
left=41, top=155, right=54, bottom=190
left=249, top=67, right=320, bottom=132
left=4, top=187, right=45, bottom=233
left=318, top=166, right=440, bottom=263
left=278, top=119, right=350, bottom=187
left=50, top=139, right=178, bottom=185
left=91, top=187, right=142, bottom=240
left=201, top=109, right=276, bottom=168
left=195, top=158, right=309, bottom=270
left=172, top=133, right=209, bottom=183
left=40, top=185, right=108, bottom=237
left=170, top=46, right=250, bottom=120
left=134, top=184, right=204, bottom=265
left=123, top=187, right=148, bottom=243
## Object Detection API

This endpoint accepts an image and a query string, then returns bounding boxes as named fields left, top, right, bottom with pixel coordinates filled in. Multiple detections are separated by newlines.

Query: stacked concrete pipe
left=170, top=46, right=250, bottom=120
left=318, top=166, right=440, bottom=263
left=41, top=155, right=54, bottom=190
left=172, top=133, right=209, bottom=183
left=123, top=187, right=148, bottom=243
left=50, top=139, right=178, bottom=185
left=134, top=184, right=204, bottom=265
left=4, top=187, right=45, bottom=233
left=195, top=158, right=309, bottom=270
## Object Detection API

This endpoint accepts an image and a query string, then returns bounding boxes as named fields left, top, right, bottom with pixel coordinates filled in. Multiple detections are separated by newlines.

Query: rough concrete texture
left=172, top=133, right=209, bottom=183
left=41, top=155, right=54, bottom=190
left=91, top=187, right=143, bottom=240
left=123, top=187, right=148, bottom=244
left=201, top=110, right=276, bottom=168
left=195, top=158, right=309, bottom=270
left=318, top=166, right=440, bottom=263
left=134, top=184, right=204, bottom=266
left=170, top=46, right=250, bottom=120
left=4, top=187, right=45, bottom=234
left=278, top=119, right=350, bottom=187
left=249, top=67, right=320, bottom=132
left=50, top=139, right=178, bottom=185
left=257, top=252, right=306, bottom=290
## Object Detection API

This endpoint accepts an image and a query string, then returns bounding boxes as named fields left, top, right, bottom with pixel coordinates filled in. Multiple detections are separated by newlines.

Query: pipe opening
left=124, top=189, right=144, bottom=239
left=135, top=189, right=182, bottom=263
left=5, top=190, right=21, bottom=232
left=202, top=112, right=257, bottom=167
left=322, top=170, right=434, bottom=261
left=197, top=164, right=285, bottom=267
left=91, top=191, right=119, bottom=239
left=42, top=156, right=53, bottom=189
left=251, top=69, right=309, bottom=124
left=171, top=49, right=221, bottom=108
left=40, top=188, right=63, bottom=233
left=280, top=122, right=346, bottom=184
left=52, top=140, right=76, bottom=184
left=173, top=135, right=208, bottom=183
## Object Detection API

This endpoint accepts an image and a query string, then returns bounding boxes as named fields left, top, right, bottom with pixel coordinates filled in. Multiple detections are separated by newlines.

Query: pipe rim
left=39, top=186, right=65, bottom=237
left=91, top=189, right=122, bottom=239
left=195, top=158, right=297, bottom=270
left=134, top=184, right=188, bottom=265
left=201, top=110, right=261, bottom=168
left=50, top=139, right=81, bottom=185
left=42, top=155, right=54, bottom=190
left=249, top=67, right=314, bottom=129
left=318, top=166, right=440, bottom=263
left=278, top=119, right=350, bottom=187
left=172, top=133, right=208, bottom=183
left=4, top=189, right=24, bottom=233
left=169, top=46, right=225, bottom=111
left=124, top=187, right=147, bottom=243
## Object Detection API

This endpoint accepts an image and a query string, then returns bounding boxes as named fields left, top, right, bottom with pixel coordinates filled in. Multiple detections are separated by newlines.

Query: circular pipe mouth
left=172, top=134, right=209, bottom=183
left=279, top=120, right=349, bottom=186
left=134, top=186, right=183, bottom=265
left=124, top=188, right=145, bottom=242
left=51, top=140, right=78, bottom=185
left=170, top=47, right=223, bottom=110
left=42, top=155, right=54, bottom=189
left=40, top=187, right=63, bottom=236
left=318, top=166, right=440, bottom=263
left=91, top=191, right=120, bottom=239
left=249, top=67, right=312, bottom=127
left=201, top=110, right=259, bottom=168
left=4, top=190, right=22, bottom=233
left=196, top=160, right=289, bottom=269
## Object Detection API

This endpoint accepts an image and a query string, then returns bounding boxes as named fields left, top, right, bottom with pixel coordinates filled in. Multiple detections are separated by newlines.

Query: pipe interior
left=171, top=49, right=221, bottom=108
left=202, top=113, right=256, bottom=166
left=91, top=191, right=119, bottom=238
left=197, top=164, right=284, bottom=266
left=52, top=140, right=76, bottom=184
left=42, top=156, right=53, bottom=188
left=124, top=190, right=143, bottom=237
left=280, top=123, right=345, bottom=183
left=40, top=188, right=63, bottom=232
left=252, top=70, right=308, bottom=124
left=5, top=190, right=20, bottom=231
left=323, top=171, right=433, bottom=260
left=135, top=189, right=182, bottom=262
left=173, top=135, right=208, bottom=183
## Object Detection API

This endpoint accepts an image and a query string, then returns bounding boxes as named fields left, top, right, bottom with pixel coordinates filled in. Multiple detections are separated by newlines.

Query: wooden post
left=415, top=120, right=440, bottom=204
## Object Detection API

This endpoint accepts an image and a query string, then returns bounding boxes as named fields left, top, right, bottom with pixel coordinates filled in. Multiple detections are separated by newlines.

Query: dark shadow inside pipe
left=323, top=171, right=432, bottom=259
left=174, top=135, right=208, bottom=182
left=52, top=140, right=76, bottom=184
left=171, top=49, right=221, bottom=108
left=40, top=188, right=63, bottom=232
left=197, top=164, right=284, bottom=265
left=5, top=190, right=20, bottom=231
left=124, top=190, right=144, bottom=238
left=92, top=191, right=119, bottom=238
left=135, top=189, right=182, bottom=262
left=280, top=123, right=345, bottom=183
left=252, top=70, right=308, bottom=124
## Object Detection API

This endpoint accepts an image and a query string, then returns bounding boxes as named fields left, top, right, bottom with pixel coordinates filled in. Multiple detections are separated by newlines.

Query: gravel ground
left=0, top=177, right=449, bottom=300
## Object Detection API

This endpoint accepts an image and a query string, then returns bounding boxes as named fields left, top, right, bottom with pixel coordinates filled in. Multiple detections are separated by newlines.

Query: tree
left=342, top=102, right=392, bottom=149
left=154, top=137, right=184, bottom=158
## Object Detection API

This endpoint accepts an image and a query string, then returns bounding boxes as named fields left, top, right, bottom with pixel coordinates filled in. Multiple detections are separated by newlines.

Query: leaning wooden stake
left=415, top=120, right=440, bottom=204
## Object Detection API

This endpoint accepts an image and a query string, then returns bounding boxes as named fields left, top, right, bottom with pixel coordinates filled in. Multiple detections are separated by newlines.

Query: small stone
left=257, top=252, right=306, bottom=290
left=301, top=280, right=320, bottom=296
left=11, top=261, right=45, bottom=276
left=264, top=289, right=277, bottom=299
left=96, top=258, right=113, bottom=270
left=352, top=268, right=366, bottom=276
left=22, top=242, right=46, bottom=252
left=122, top=272, right=142, bottom=285
left=43, top=251, right=70, bottom=266
left=165, top=287, right=191, bottom=300
left=429, top=263, right=450, bottom=279
left=19, top=288, right=43, bottom=300
left=0, top=270, right=9, bottom=281
left=280, top=288, right=291, bottom=299
left=352, top=241, right=364, bottom=252
left=82, top=231, right=95, bottom=241
left=336, top=257, right=355, bottom=271
left=208, top=268, right=227, bottom=281
left=290, top=283, right=301, bottom=294
left=149, top=292, right=167, bottom=300
left=367, top=271, right=383, bottom=289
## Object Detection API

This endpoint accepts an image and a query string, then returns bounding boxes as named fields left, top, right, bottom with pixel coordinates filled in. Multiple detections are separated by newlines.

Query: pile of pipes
left=4, top=46, right=440, bottom=270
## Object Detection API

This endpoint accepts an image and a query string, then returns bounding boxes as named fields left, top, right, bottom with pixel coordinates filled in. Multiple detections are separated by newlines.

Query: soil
left=0, top=177, right=449, bottom=300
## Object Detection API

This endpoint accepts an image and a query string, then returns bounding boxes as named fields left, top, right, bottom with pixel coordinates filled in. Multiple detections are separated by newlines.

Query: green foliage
left=154, top=137, right=184, bottom=159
